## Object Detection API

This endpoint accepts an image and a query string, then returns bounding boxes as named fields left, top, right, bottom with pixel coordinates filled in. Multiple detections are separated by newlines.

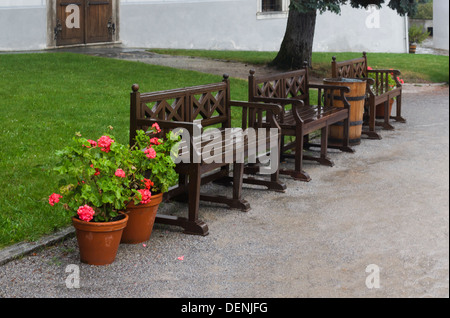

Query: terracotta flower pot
left=376, top=99, right=394, bottom=119
left=72, top=212, right=128, bottom=265
left=121, top=192, right=163, bottom=244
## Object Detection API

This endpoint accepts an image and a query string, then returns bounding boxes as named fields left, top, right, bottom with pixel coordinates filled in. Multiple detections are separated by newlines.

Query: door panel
left=56, top=0, right=85, bottom=46
left=86, top=1, right=113, bottom=43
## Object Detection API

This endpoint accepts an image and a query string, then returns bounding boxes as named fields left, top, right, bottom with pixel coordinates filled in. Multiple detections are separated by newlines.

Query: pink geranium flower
left=48, top=193, right=62, bottom=206
left=149, top=137, right=161, bottom=145
left=87, top=139, right=97, bottom=148
left=152, top=123, right=161, bottom=133
left=97, top=135, right=114, bottom=153
left=144, top=147, right=157, bottom=159
left=77, top=205, right=95, bottom=222
left=138, top=189, right=152, bottom=204
left=115, top=168, right=126, bottom=178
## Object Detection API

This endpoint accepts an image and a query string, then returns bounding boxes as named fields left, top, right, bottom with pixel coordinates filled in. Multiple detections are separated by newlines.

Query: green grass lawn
left=149, top=49, right=449, bottom=84
left=0, top=52, right=250, bottom=248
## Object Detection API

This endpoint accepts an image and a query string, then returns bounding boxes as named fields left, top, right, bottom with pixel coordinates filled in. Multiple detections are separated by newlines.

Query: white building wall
left=433, top=0, right=449, bottom=50
left=120, top=0, right=287, bottom=51
left=0, top=0, right=408, bottom=53
left=0, top=0, right=47, bottom=51
left=314, top=4, right=409, bottom=53
left=120, top=0, right=408, bottom=53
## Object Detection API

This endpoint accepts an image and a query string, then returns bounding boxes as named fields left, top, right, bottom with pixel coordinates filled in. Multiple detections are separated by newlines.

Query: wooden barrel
left=324, top=78, right=366, bottom=146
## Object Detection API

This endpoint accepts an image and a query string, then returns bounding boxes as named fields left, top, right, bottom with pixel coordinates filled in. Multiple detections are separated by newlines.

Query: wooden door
left=56, top=0, right=85, bottom=46
left=86, top=1, right=113, bottom=43
left=56, top=0, right=113, bottom=46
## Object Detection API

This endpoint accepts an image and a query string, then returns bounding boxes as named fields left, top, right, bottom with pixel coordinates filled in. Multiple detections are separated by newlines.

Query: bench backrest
left=331, top=52, right=368, bottom=79
left=248, top=66, right=309, bottom=104
left=130, top=76, right=231, bottom=144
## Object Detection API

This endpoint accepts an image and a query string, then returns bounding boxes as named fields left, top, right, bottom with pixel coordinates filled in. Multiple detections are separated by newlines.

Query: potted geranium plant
left=49, top=124, right=180, bottom=263
left=120, top=123, right=180, bottom=244
left=49, top=127, right=133, bottom=265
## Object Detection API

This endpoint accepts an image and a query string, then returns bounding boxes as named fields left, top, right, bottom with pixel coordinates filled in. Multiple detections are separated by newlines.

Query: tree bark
left=270, top=9, right=317, bottom=70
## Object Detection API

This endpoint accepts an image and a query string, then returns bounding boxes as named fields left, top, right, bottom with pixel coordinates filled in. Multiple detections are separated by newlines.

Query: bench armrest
left=229, top=100, right=283, bottom=115
left=367, top=69, right=403, bottom=90
left=308, top=83, right=351, bottom=94
left=247, top=96, right=305, bottom=125
left=230, top=100, right=284, bottom=130
left=368, top=69, right=401, bottom=76
left=135, top=118, right=200, bottom=136
left=251, top=96, right=304, bottom=107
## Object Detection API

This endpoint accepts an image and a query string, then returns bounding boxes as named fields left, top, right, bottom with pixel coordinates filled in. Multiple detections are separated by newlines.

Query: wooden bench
left=248, top=63, right=354, bottom=182
left=332, top=52, right=405, bottom=140
left=130, top=75, right=285, bottom=236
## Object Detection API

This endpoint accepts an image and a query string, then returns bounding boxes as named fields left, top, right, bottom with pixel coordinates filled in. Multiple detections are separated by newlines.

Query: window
left=262, top=0, right=282, bottom=12
left=257, top=0, right=289, bottom=19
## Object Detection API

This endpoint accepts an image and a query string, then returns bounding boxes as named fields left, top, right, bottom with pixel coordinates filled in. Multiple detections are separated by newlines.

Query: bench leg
left=319, top=126, right=334, bottom=166
left=155, top=170, right=208, bottom=235
left=280, top=128, right=311, bottom=182
left=232, top=162, right=251, bottom=211
left=199, top=163, right=250, bottom=212
left=280, top=169, right=311, bottom=182
left=381, top=100, right=395, bottom=130
left=363, top=101, right=382, bottom=140
left=183, top=163, right=209, bottom=235
left=391, top=95, right=406, bottom=123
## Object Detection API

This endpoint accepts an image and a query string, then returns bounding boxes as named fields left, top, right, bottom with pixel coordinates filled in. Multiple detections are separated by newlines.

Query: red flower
left=97, top=135, right=114, bottom=153
left=77, top=205, right=95, bottom=222
left=149, top=137, right=161, bottom=145
left=142, top=178, right=154, bottom=190
left=48, top=193, right=62, bottom=206
left=144, top=147, right=157, bottom=159
left=152, top=123, right=161, bottom=133
left=90, top=164, right=100, bottom=176
left=87, top=139, right=97, bottom=148
left=115, top=168, right=126, bottom=178
left=138, top=189, right=151, bottom=204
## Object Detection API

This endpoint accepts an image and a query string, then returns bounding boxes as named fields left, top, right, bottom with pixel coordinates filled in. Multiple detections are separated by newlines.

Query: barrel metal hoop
left=326, top=94, right=366, bottom=102
left=332, top=120, right=364, bottom=127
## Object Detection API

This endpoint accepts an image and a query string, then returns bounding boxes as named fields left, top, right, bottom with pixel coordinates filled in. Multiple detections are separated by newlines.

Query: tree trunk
left=270, top=9, right=317, bottom=70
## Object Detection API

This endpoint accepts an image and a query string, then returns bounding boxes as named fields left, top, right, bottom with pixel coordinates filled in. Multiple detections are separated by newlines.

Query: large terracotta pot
left=72, top=212, right=128, bottom=266
left=121, top=192, right=163, bottom=244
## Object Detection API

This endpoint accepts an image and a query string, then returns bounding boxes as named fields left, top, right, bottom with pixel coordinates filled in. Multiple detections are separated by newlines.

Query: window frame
left=257, top=0, right=289, bottom=19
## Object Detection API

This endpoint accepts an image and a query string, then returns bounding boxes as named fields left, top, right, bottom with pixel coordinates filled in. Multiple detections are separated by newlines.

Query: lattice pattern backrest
left=254, top=78, right=283, bottom=99
left=140, top=90, right=187, bottom=122
left=188, top=83, right=229, bottom=127
left=334, top=57, right=368, bottom=78
left=282, top=70, right=308, bottom=100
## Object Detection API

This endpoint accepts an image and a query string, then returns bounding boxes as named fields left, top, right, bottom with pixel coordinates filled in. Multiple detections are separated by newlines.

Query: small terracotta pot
left=376, top=99, right=394, bottom=119
left=121, top=192, right=163, bottom=244
left=72, top=213, right=128, bottom=266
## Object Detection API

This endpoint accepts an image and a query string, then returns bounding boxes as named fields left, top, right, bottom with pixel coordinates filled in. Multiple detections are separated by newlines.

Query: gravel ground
left=0, top=48, right=448, bottom=299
